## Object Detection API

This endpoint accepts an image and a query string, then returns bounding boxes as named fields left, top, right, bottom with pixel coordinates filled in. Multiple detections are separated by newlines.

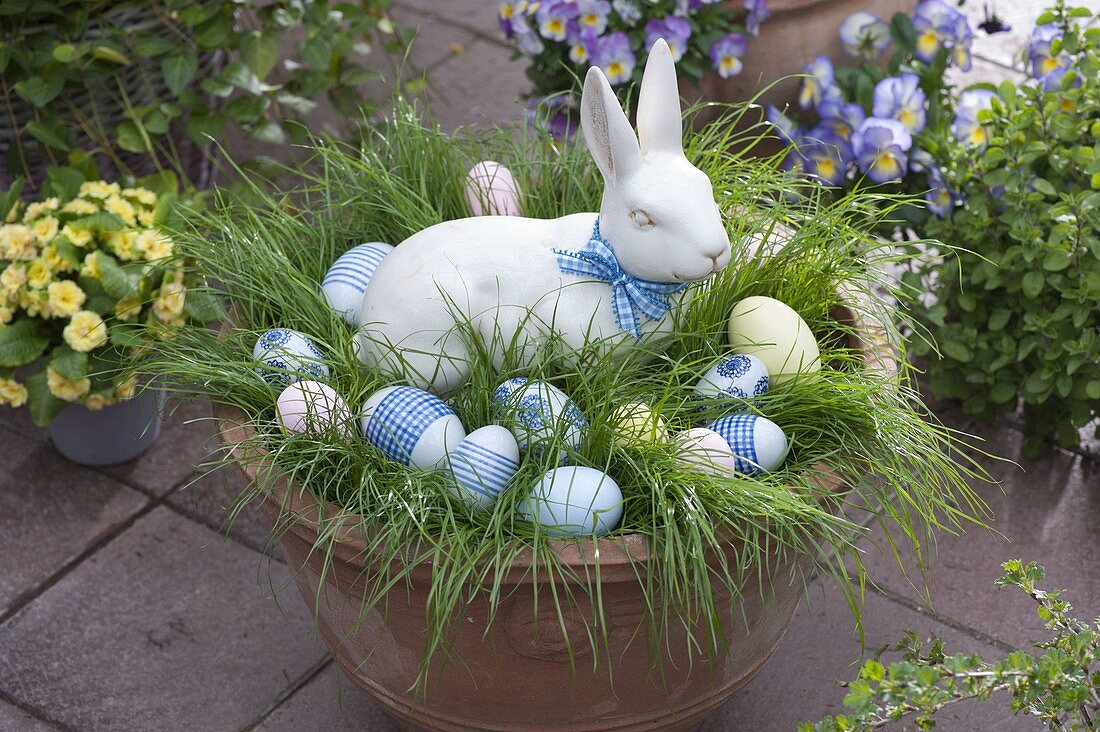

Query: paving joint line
left=0, top=681, right=74, bottom=731
left=869, top=582, right=1017, bottom=654
left=238, top=655, right=334, bottom=731
left=160, top=496, right=286, bottom=562
left=395, top=2, right=511, bottom=50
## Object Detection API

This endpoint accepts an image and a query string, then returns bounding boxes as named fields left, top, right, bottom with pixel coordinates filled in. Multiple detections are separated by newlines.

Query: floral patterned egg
left=694, top=354, right=770, bottom=402
left=491, top=377, right=585, bottom=463
left=253, top=329, right=329, bottom=388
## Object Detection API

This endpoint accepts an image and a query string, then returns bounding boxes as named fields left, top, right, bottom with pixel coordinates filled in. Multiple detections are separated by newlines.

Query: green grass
left=138, top=98, right=992, bottom=691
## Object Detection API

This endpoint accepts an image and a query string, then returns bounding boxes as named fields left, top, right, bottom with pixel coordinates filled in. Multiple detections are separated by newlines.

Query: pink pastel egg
left=276, top=380, right=352, bottom=436
left=465, top=161, right=522, bottom=216
left=672, top=428, right=736, bottom=475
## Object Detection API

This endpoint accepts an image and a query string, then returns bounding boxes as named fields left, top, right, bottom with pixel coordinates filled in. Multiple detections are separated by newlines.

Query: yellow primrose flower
left=4, top=201, right=23, bottom=223
left=137, top=209, right=155, bottom=227
left=84, top=392, right=118, bottom=411
left=0, top=305, right=12, bottom=326
left=104, top=195, right=137, bottom=226
left=115, top=375, right=138, bottom=400
left=47, top=280, right=86, bottom=318
left=23, top=198, right=59, bottom=222
left=21, top=291, right=48, bottom=318
left=63, top=310, right=108, bottom=352
left=27, top=260, right=52, bottom=289
left=0, top=224, right=38, bottom=260
left=41, top=245, right=73, bottom=273
left=61, top=198, right=99, bottom=216
left=0, top=378, right=28, bottom=408
left=60, top=224, right=94, bottom=248
left=123, top=187, right=158, bottom=207
left=46, top=366, right=91, bottom=402
left=1, top=264, right=27, bottom=297
left=135, top=230, right=173, bottom=260
left=108, top=231, right=138, bottom=260
left=79, top=180, right=121, bottom=200
left=81, top=252, right=101, bottom=279
left=114, top=297, right=143, bottom=321
left=153, top=281, right=186, bottom=323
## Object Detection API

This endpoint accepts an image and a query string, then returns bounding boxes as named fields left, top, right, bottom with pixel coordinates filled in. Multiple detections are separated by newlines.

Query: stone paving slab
left=166, top=465, right=277, bottom=556
left=256, top=664, right=397, bottom=731
left=0, top=432, right=146, bottom=619
left=396, top=0, right=505, bottom=46
left=0, top=699, right=56, bottom=731
left=0, top=507, right=328, bottom=732
left=422, top=39, right=531, bottom=132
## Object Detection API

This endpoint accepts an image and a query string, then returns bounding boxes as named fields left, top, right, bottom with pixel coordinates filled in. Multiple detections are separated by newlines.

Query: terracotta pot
left=216, top=305, right=893, bottom=731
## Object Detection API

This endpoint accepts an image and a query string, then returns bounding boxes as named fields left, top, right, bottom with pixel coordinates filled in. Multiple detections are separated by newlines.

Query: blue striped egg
left=361, top=386, right=466, bottom=469
left=253, top=328, right=330, bottom=388
left=708, top=414, right=788, bottom=475
left=519, top=466, right=623, bottom=537
left=322, top=242, right=394, bottom=325
left=491, top=377, right=586, bottom=463
left=446, top=425, right=520, bottom=511
left=694, top=354, right=769, bottom=402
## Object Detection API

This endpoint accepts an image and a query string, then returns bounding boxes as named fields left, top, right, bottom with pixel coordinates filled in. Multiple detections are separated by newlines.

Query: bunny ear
left=580, top=65, right=642, bottom=183
left=637, top=38, right=684, bottom=157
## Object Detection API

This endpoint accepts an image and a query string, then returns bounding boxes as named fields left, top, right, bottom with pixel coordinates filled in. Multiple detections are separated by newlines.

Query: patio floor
left=2, top=1, right=1099, bottom=730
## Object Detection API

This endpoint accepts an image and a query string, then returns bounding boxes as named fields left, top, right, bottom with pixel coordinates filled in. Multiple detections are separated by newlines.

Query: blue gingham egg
left=445, top=425, right=520, bottom=511
left=361, top=386, right=466, bottom=469
left=708, top=414, right=788, bottom=475
left=321, top=242, right=394, bottom=325
left=491, top=378, right=586, bottom=463
left=694, top=354, right=769, bottom=402
left=253, top=328, right=330, bottom=388
left=519, top=466, right=623, bottom=538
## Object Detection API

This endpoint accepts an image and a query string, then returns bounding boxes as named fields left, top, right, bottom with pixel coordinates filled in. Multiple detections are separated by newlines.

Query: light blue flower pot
left=47, top=387, right=164, bottom=467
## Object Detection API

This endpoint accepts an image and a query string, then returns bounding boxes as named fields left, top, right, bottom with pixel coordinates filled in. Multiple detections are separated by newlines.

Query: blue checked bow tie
left=553, top=218, right=687, bottom=339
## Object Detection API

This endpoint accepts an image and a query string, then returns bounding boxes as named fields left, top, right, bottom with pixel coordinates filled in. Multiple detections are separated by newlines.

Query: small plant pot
left=48, top=387, right=164, bottom=467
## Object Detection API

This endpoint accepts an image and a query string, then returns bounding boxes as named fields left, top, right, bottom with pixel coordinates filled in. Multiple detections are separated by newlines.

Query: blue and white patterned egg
left=519, top=466, right=623, bottom=537
left=253, top=329, right=330, bottom=388
left=708, top=414, right=789, bottom=475
left=694, top=354, right=769, bottom=402
left=321, top=242, right=394, bottom=325
left=446, top=425, right=520, bottom=511
left=491, top=377, right=586, bottom=463
left=361, top=386, right=466, bottom=469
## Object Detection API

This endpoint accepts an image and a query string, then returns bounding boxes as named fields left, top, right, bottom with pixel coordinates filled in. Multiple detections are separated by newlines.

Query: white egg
left=361, top=386, right=466, bottom=469
left=465, top=161, right=522, bottom=217
left=520, top=466, right=623, bottom=537
left=672, top=428, right=736, bottom=475
left=727, top=296, right=821, bottom=386
left=708, top=414, right=789, bottom=474
left=446, top=425, right=520, bottom=511
left=321, top=242, right=394, bottom=325
left=253, top=329, right=330, bottom=388
left=491, top=377, right=586, bottom=463
left=276, top=381, right=353, bottom=436
left=694, top=354, right=770, bottom=403
left=610, top=402, right=668, bottom=446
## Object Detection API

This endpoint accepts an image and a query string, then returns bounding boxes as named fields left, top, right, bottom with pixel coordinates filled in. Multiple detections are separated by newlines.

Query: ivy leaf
left=25, top=370, right=68, bottom=428
left=14, top=75, right=64, bottom=107
left=0, top=319, right=51, bottom=367
left=162, top=53, right=198, bottom=97
left=49, top=345, right=88, bottom=382
left=115, top=121, right=148, bottom=153
left=25, top=120, right=70, bottom=151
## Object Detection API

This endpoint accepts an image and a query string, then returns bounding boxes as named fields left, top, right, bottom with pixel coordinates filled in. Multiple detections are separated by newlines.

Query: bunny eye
left=630, top=210, right=655, bottom=228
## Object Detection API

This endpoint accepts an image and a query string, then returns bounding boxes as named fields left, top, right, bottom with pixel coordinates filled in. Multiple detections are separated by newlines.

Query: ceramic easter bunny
left=357, top=39, right=731, bottom=394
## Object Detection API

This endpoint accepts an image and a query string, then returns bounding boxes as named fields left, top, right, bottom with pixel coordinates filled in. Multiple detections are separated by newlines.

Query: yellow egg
left=610, top=402, right=668, bottom=445
left=726, top=296, right=821, bottom=386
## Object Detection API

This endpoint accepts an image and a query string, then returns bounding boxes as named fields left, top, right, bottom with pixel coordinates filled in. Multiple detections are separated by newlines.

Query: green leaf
left=132, top=34, right=176, bottom=58
left=49, top=345, right=88, bottom=382
left=52, top=43, right=79, bottom=63
left=988, top=309, right=1012, bottom=331
left=0, top=319, right=51, bottom=367
left=14, top=75, right=64, bottom=107
left=1087, top=380, right=1100, bottom=400
left=70, top=212, right=124, bottom=233
left=1042, top=250, right=1072, bottom=272
left=1031, top=178, right=1057, bottom=197
left=44, top=166, right=85, bottom=201
left=25, top=370, right=68, bottom=428
left=0, top=178, right=24, bottom=222
left=941, top=340, right=974, bottom=363
left=990, top=382, right=1018, bottom=404
left=92, top=45, right=130, bottom=65
left=25, top=120, right=69, bottom=151
left=182, top=288, right=223, bottom=323
left=187, top=111, right=226, bottom=144
left=115, top=121, right=148, bottom=153
left=889, top=12, right=916, bottom=53
left=241, top=30, right=281, bottom=79
left=96, top=254, right=140, bottom=300
left=109, top=323, right=145, bottom=350
left=220, top=62, right=278, bottom=95
left=1022, top=271, right=1045, bottom=298
left=162, top=53, right=198, bottom=97
left=249, top=119, right=285, bottom=144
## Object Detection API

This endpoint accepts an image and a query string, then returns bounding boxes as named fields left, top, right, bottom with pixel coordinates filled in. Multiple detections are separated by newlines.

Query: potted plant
left=134, top=82, right=989, bottom=728
left=0, top=0, right=401, bottom=192
left=0, top=167, right=216, bottom=465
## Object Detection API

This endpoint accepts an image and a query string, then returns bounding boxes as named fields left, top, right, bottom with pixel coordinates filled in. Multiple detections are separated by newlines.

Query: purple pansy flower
left=536, top=1, right=577, bottom=42
left=800, top=126, right=853, bottom=186
left=508, top=9, right=545, bottom=56
left=952, top=88, right=999, bottom=148
left=951, top=13, right=974, bottom=70
left=1028, top=24, right=1074, bottom=90
left=576, top=0, right=613, bottom=35
left=499, top=1, right=522, bottom=39
left=593, top=31, right=637, bottom=85
left=612, top=0, right=642, bottom=25
left=567, top=24, right=601, bottom=64
left=799, top=56, right=836, bottom=110
left=645, top=16, right=692, bottom=61
left=709, top=33, right=748, bottom=78
left=851, top=117, right=912, bottom=183
left=744, top=0, right=770, bottom=37
left=909, top=147, right=934, bottom=173
left=912, top=0, right=964, bottom=63
left=839, top=12, right=891, bottom=59
left=765, top=104, right=802, bottom=146
left=872, top=73, right=928, bottom=134
left=526, top=95, right=578, bottom=142
left=817, top=100, right=866, bottom=141
left=924, top=166, right=958, bottom=217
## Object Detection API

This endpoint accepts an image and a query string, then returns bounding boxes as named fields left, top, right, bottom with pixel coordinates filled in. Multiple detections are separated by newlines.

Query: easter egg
left=708, top=414, right=789, bottom=474
left=361, top=386, right=466, bottom=469
left=276, top=380, right=353, bottom=435
left=672, top=428, right=737, bottom=475
left=465, top=161, right=522, bottom=217
left=694, top=354, right=770, bottom=402
left=253, top=328, right=330, bottom=387
left=610, top=402, right=668, bottom=445
left=491, top=378, right=586, bottom=463
left=446, top=426, right=521, bottom=511
left=726, top=296, right=821, bottom=386
left=322, top=242, right=394, bottom=325
left=520, top=466, right=623, bottom=537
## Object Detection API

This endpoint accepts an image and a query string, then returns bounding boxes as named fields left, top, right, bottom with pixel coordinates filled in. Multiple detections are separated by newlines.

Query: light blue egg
left=360, top=386, right=466, bottom=469
left=446, top=425, right=520, bottom=511
left=322, top=242, right=394, bottom=325
left=519, top=466, right=623, bottom=537
left=253, top=328, right=329, bottom=388
left=708, top=414, right=788, bottom=474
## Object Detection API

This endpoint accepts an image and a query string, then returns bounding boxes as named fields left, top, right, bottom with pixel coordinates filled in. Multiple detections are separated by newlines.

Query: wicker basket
left=0, top=5, right=221, bottom=194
